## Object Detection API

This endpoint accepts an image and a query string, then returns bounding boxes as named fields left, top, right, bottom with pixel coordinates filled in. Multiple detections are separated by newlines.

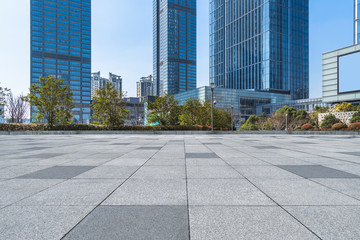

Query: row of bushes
left=0, top=123, right=231, bottom=132
left=301, top=122, right=360, bottom=131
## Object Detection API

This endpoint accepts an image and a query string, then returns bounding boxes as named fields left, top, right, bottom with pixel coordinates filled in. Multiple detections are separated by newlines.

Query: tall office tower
left=137, top=75, right=154, bottom=98
left=210, top=0, right=309, bottom=100
left=91, top=72, right=122, bottom=99
left=153, top=0, right=197, bottom=96
left=30, top=0, right=91, bottom=123
left=356, top=0, right=360, bottom=44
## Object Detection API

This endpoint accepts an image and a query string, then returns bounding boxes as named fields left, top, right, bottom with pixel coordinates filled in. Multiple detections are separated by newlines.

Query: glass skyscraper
left=210, top=0, right=309, bottom=100
left=356, top=0, right=360, bottom=44
left=153, top=0, right=197, bottom=96
left=30, top=0, right=91, bottom=123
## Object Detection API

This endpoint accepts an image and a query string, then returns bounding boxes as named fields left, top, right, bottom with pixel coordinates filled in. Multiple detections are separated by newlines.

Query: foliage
left=91, top=83, right=129, bottom=127
left=0, top=82, right=10, bottom=115
left=301, top=123, right=313, bottom=131
left=332, top=102, right=355, bottom=112
left=348, top=122, right=360, bottom=131
left=179, top=98, right=210, bottom=126
left=240, top=115, right=259, bottom=131
left=314, top=105, right=330, bottom=113
left=6, top=92, right=29, bottom=123
left=24, top=76, right=74, bottom=125
left=311, top=106, right=330, bottom=128
left=350, top=112, right=360, bottom=124
left=331, top=122, right=348, bottom=131
left=213, top=108, right=232, bottom=129
left=0, top=123, right=231, bottom=132
left=146, top=93, right=180, bottom=126
left=320, top=114, right=341, bottom=129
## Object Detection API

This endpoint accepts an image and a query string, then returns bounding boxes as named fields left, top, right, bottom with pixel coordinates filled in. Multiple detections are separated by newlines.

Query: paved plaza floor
left=1, top=134, right=360, bottom=239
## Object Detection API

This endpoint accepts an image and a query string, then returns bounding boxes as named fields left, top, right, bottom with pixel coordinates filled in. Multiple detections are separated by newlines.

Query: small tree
left=179, top=98, right=210, bottom=126
left=240, top=115, right=259, bottom=131
left=333, top=102, right=355, bottom=112
left=321, top=114, right=341, bottom=129
left=147, top=93, right=180, bottom=126
left=213, top=108, right=232, bottom=129
left=350, top=112, right=360, bottom=123
left=6, top=92, right=29, bottom=123
left=25, top=76, right=74, bottom=125
left=91, top=83, right=129, bottom=127
left=0, top=82, right=10, bottom=115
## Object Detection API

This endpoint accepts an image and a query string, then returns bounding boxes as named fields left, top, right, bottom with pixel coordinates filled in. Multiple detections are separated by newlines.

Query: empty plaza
left=0, top=134, right=360, bottom=239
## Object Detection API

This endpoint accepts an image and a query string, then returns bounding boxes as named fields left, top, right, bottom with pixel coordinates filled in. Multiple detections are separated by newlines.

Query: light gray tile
left=188, top=179, right=274, bottom=206
left=189, top=206, right=318, bottom=240
left=0, top=205, right=94, bottom=240
left=64, top=206, right=189, bottom=240
left=21, top=153, right=65, bottom=159
left=75, top=166, right=138, bottom=179
left=187, top=166, right=242, bottom=179
left=103, top=179, right=187, bottom=205
left=132, top=166, right=185, bottom=179
left=186, top=153, right=219, bottom=158
left=18, top=179, right=122, bottom=206
left=285, top=206, right=360, bottom=240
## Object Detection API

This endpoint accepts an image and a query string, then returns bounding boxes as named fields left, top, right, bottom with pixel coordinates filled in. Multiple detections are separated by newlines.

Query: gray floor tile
left=188, top=179, right=274, bottom=206
left=185, top=153, right=219, bottom=158
left=187, top=165, right=242, bottom=179
left=74, top=166, right=138, bottom=179
left=64, top=206, right=189, bottom=240
left=285, top=206, right=360, bottom=240
left=189, top=206, right=318, bottom=240
left=277, top=165, right=360, bottom=178
left=312, top=178, right=360, bottom=199
left=254, top=146, right=281, bottom=149
left=132, top=166, right=185, bottom=179
left=138, top=147, right=162, bottom=150
left=18, top=179, right=122, bottom=206
left=110, top=143, right=130, bottom=145
left=103, top=179, right=187, bottom=205
left=21, top=153, right=65, bottom=159
left=0, top=205, right=94, bottom=240
left=339, top=152, right=360, bottom=157
left=17, top=166, right=95, bottom=179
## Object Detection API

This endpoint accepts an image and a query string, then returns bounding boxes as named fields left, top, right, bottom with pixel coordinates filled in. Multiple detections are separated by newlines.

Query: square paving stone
left=23, top=147, right=50, bottom=151
left=0, top=205, right=94, bottom=240
left=339, top=152, right=360, bottom=157
left=138, top=147, right=162, bottom=150
left=284, top=206, right=360, bottom=240
left=17, top=166, right=95, bottom=179
left=75, top=166, right=138, bottom=179
left=103, top=178, right=187, bottom=205
left=277, top=165, right=360, bottom=179
left=21, top=153, right=65, bottom=159
left=64, top=206, right=189, bottom=240
left=254, top=146, right=281, bottom=150
left=132, top=166, right=186, bottom=179
left=110, top=143, right=130, bottom=145
left=187, top=166, right=242, bottom=179
left=188, top=179, right=274, bottom=206
left=189, top=206, right=318, bottom=240
left=185, top=153, right=219, bottom=159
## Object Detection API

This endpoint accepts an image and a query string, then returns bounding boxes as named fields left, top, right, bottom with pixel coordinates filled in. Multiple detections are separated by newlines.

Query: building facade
left=0, top=105, right=4, bottom=123
left=30, top=0, right=91, bottom=123
left=209, top=0, right=309, bottom=100
left=153, top=0, right=197, bottom=96
left=137, top=75, right=154, bottom=98
left=356, top=0, right=360, bottom=44
left=91, top=72, right=122, bottom=99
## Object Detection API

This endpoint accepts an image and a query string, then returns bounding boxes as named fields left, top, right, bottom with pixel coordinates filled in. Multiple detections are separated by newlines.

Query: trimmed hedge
left=301, top=123, right=313, bottom=131
left=0, top=123, right=231, bottom=132
left=331, top=123, right=348, bottom=131
left=349, top=122, right=360, bottom=131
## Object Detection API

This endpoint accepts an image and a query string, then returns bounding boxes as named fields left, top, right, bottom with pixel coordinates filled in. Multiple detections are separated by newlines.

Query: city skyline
left=0, top=0, right=357, bottom=98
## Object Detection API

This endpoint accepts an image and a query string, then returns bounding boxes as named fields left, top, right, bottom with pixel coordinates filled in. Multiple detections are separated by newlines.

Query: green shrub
left=321, top=114, right=341, bottom=129
left=0, top=124, right=231, bottom=132
left=301, top=123, right=313, bottom=130
left=350, top=112, right=360, bottom=124
left=331, top=122, right=348, bottom=131
left=240, top=115, right=259, bottom=131
left=348, top=122, right=360, bottom=131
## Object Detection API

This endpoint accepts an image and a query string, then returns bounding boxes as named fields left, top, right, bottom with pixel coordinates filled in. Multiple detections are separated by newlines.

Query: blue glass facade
left=356, top=0, right=360, bottom=44
left=30, top=0, right=91, bottom=123
left=210, top=0, right=309, bottom=100
left=153, top=0, right=197, bottom=96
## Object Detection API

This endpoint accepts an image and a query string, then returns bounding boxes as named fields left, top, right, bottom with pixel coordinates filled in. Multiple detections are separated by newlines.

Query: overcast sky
left=0, top=0, right=355, bottom=98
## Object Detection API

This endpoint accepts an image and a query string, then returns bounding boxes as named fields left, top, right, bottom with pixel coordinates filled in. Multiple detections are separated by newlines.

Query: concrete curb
left=0, top=130, right=359, bottom=135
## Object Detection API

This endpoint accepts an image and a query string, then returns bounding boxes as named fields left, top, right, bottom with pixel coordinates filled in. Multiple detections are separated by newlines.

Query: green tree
left=146, top=93, right=180, bottom=126
left=213, top=108, right=232, bottom=129
left=240, top=115, right=259, bottom=131
left=179, top=98, right=210, bottom=126
left=0, top=82, right=10, bottom=115
left=333, top=102, right=355, bottom=112
left=311, top=105, right=330, bottom=127
left=350, top=112, right=360, bottom=123
left=321, top=114, right=341, bottom=129
left=91, top=83, right=129, bottom=127
left=25, top=75, right=74, bottom=125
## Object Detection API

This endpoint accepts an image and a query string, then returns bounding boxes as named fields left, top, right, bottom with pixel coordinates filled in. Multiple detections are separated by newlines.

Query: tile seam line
left=184, top=141, right=192, bottom=240
left=60, top=144, right=166, bottom=240
left=203, top=142, right=323, bottom=240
